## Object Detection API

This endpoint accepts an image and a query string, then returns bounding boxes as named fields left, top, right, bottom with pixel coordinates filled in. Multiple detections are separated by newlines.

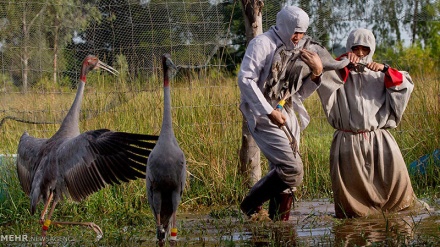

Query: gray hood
left=273, top=6, right=309, bottom=50
left=346, top=28, right=376, bottom=63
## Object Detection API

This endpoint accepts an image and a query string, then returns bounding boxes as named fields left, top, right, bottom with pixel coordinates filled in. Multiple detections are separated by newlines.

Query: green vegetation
left=0, top=50, right=439, bottom=245
left=0, top=0, right=438, bottom=245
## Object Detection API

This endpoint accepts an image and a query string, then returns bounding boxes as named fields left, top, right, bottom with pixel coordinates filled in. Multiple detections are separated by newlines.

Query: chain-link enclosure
left=0, top=0, right=438, bottom=153
left=1, top=1, right=438, bottom=87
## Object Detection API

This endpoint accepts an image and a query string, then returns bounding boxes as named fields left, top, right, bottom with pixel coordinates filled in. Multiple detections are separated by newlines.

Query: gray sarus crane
left=146, top=53, right=186, bottom=246
left=16, top=55, right=158, bottom=245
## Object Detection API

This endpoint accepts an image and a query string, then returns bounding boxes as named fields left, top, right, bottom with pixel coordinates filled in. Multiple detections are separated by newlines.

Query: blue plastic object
left=409, top=149, right=440, bottom=175
left=0, top=154, right=17, bottom=203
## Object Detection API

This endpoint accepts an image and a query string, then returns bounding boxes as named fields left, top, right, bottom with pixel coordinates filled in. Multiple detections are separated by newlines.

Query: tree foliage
left=0, top=1, right=50, bottom=91
left=0, top=0, right=100, bottom=90
left=45, top=0, right=101, bottom=84
left=0, top=0, right=438, bottom=90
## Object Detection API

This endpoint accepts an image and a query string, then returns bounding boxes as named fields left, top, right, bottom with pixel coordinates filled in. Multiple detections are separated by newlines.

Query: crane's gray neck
left=160, top=85, right=174, bottom=138
left=56, top=80, right=83, bottom=137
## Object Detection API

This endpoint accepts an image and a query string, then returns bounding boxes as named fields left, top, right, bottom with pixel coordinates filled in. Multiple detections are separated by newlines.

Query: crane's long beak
left=97, top=60, right=119, bottom=75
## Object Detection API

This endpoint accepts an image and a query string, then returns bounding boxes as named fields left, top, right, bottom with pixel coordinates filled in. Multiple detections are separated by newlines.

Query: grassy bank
left=0, top=69, right=439, bottom=244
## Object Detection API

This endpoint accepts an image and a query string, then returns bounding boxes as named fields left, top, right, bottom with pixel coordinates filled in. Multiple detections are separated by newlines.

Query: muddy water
left=158, top=199, right=440, bottom=246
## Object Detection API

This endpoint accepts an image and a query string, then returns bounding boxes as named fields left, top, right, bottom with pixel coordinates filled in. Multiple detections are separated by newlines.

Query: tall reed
left=0, top=69, right=438, bottom=243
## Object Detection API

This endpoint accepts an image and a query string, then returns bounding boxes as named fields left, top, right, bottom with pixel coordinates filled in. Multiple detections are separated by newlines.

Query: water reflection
left=246, top=222, right=297, bottom=246
left=168, top=200, right=438, bottom=246
left=333, top=214, right=415, bottom=246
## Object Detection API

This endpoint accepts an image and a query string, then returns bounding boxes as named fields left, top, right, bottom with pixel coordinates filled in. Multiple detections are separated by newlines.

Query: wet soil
left=35, top=199, right=439, bottom=246
left=148, top=199, right=440, bottom=246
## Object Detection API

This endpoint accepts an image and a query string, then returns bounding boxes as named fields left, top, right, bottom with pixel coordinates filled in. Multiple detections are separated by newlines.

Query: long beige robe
left=318, top=28, right=418, bottom=218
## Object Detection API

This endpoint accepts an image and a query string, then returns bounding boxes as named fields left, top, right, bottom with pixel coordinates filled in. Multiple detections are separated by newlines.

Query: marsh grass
left=392, top=73, right=440, bottom=197
left=0, top=69, right=439, bottom=245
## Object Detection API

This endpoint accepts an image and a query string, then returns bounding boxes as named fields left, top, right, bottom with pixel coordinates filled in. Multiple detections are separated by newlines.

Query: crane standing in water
left=146, top=54, right=186, bottom=246
left=16, top=55, right=158, bottom=245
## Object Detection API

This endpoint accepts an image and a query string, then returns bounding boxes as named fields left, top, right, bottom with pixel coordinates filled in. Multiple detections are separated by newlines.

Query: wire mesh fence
left=0, top=0, right=438, bottom=156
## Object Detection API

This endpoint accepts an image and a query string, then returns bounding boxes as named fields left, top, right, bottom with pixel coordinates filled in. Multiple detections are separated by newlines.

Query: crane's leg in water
left=40, top=198, right=103, bottom=245
left=169, top=212, right=177, bottom=246
left=152, top=191, right=165, bottom=244
left=39, top=192, right=53, bottom=224
left=50, top=220, right=103, bottom=241
left=40, top=196, right=57, bottom=246
left=156, top=213, right=166, bottom=246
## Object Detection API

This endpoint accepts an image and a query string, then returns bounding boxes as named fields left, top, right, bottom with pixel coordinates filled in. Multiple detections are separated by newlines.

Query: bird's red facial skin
left=86, top=58, right=98, bottom=69
left=80, top=59, right=87, bottom=82
left=80, top=57, right=97, bottom=82
left=79, top=58, right=92, bottom=82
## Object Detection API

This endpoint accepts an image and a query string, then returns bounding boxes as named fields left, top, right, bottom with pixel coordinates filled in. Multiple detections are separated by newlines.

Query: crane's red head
left=80, top=55, right=118, bottom=82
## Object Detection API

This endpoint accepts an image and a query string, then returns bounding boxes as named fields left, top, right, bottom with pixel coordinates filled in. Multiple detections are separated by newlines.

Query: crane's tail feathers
left=30, top=188, right=41, bottom=215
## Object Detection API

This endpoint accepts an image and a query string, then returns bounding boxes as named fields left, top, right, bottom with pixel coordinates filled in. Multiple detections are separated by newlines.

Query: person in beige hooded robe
left=318, top=28, right=419, bottom=218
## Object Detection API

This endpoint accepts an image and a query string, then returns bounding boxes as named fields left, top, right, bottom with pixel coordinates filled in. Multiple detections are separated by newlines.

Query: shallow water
left=6, top=199, right=439, bottom=246
left=145, top=199, right=440, bottom=246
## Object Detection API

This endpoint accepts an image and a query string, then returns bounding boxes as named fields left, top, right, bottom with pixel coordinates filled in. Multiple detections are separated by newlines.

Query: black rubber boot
left=268, top=191, right=294, bottom=221
left=240, top=169, right=289, bottom=217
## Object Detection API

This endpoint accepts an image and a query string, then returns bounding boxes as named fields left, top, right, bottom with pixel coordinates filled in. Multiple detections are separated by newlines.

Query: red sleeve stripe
left=384, top=68, right=403, bottom=88
left=336, top=53, right=350, bottom=83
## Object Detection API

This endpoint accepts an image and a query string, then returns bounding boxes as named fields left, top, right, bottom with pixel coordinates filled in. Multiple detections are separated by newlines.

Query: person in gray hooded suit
left=317, top=28, right=422, bottom=218
left=238, top=5, right=325, bottom=221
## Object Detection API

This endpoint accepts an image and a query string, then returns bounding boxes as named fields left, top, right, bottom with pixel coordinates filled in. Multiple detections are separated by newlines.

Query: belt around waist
left=339, top=129, right=371, bottom=134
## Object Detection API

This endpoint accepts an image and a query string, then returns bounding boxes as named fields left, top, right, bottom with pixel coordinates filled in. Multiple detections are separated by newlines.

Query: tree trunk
left=241, top=0, right=264, bottom=44
left=20, top=2, right=48, bottom=93
left=22, top=6, right=28, bottom=93
left=239, top=0, right=264, bottom=187
left=239, top=120, right=261, bottom=186
left=53, top=18, right=60, bottom=85
left=411, top=0, right=418, bottom=45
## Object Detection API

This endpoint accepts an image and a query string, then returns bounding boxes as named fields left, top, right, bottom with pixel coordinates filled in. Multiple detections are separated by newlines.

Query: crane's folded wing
left=16, top=132, right=47, bottom=196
